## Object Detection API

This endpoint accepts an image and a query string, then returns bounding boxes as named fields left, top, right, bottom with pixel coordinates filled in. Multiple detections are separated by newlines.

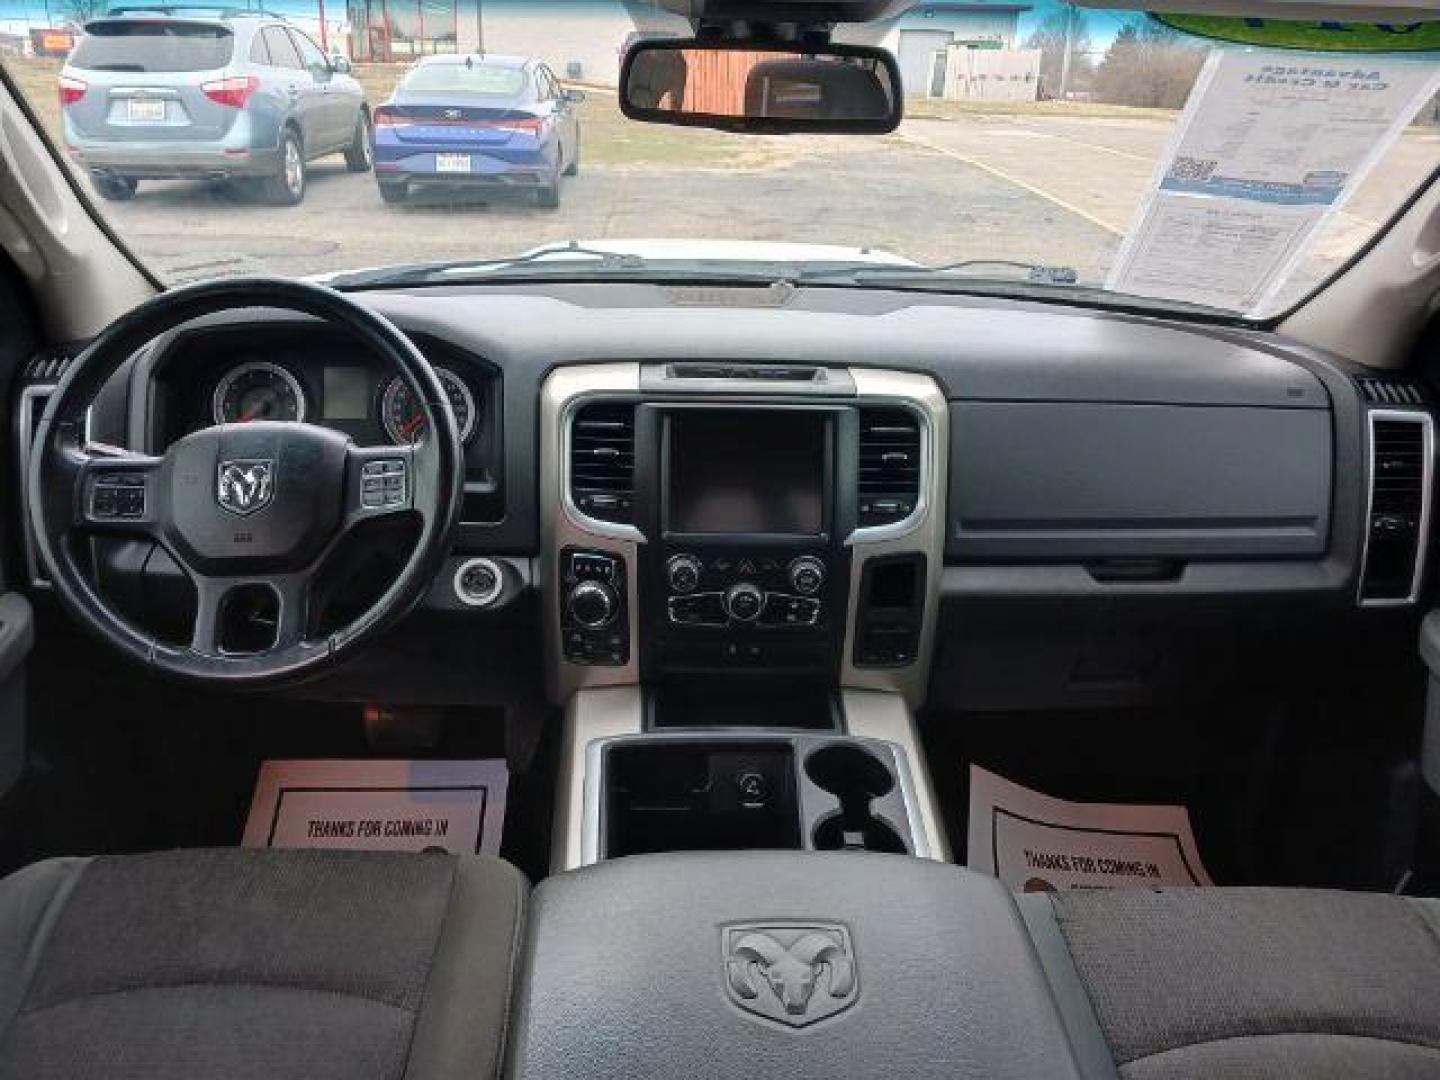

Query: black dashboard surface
left=110, top=282, right=1361, bottom=565
left=52, top=280, right=1395, bottom=708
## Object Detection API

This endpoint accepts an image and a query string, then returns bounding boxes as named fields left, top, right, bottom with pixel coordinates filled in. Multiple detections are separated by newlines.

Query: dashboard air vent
left=23, top=349, right=78, bottom=383
left=1357, top=377, right=1426, bottom=407
left=858, top=407, right=921, bottom=527
left=1361, top=413, right=1431, bottom=604
left=570, top=401, right=636, bottom=524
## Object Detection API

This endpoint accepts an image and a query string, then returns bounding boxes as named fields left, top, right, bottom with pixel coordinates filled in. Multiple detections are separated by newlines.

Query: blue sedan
left=372, top=54, right=582, bottom=207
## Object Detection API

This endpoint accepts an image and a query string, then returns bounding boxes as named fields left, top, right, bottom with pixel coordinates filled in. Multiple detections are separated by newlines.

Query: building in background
left=838, top=3, right=1030, bottom=95
left=0, top=0, right=1034, bottom=88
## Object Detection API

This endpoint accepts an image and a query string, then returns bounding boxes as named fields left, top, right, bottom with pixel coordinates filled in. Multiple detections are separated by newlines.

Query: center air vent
left=858, top=408, right=921, bottom=527
left=570, top=401, right=635, bottom=524
left=1360, top=413, right=1431, bottom=604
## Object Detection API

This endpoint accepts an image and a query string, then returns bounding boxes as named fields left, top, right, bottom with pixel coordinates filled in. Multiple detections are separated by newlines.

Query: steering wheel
left=29, top=278, right=464, bottom=687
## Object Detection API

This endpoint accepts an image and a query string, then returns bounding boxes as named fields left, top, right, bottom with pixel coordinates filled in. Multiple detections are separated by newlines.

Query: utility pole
left=1058, top=1, right=1075, bottom=101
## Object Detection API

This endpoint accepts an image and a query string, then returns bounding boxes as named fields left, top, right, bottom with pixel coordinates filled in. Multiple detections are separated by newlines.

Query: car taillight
left=486, top=117, right=544, bottom=133
left=200, top=75, right=258, bottom=109
left=58, top=75, right=87, bottom=107
left=373, top=106, right=406, bottom=128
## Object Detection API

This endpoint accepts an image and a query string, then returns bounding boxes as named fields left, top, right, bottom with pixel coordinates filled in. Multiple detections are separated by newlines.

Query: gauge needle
left=399, top=414, right=426, bottom=439
left=240, top=409, right=260, bottom=422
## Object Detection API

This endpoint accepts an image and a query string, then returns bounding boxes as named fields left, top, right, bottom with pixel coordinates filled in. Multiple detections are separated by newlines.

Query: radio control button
left=788, top=556, right=825, bottom=596
left=725, top=582, right=765, bottom=623
left=667, top=554, right=703, bottom=594
left=668, top=591, right=726, bottom=627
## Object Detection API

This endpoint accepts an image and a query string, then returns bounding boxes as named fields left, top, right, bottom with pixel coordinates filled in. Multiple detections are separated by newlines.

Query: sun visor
left=1071, top=0, right=1439, bottom=23
left=651, top=0, right=911, bottom=26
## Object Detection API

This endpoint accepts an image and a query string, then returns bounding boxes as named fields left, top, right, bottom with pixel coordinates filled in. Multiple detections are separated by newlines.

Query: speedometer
left=213, top=362, right=306, bottom=425
left=381, top=368, right=477, bottom=445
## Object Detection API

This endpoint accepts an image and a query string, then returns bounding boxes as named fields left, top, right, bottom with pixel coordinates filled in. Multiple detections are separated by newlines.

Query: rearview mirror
left=620, top=40, right=902, bottom=134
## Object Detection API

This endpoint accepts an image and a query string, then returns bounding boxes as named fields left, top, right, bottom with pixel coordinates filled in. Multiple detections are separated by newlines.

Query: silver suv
left=61, top=7, right=371, bottom=205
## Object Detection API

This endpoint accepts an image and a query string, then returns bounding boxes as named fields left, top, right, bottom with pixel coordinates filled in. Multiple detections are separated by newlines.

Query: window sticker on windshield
left=967, top=765, right=1213, bottom=891
left=1106, top=50, right=1440, bottom=314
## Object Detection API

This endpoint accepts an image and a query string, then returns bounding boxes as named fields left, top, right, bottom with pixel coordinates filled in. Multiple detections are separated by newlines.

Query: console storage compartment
left=598, top=734, right=921, bottom=859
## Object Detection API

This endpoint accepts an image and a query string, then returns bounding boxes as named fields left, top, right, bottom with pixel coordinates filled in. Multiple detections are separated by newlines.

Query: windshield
left=400, top=61, right=528, bottom=96
left=6, top=2, right=1438, bottom=319
left=69, top=20, right=235, bottom=72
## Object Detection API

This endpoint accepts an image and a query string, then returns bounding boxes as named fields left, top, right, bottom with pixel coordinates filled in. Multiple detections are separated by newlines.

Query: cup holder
left=804, top=744, right=907, bottom=854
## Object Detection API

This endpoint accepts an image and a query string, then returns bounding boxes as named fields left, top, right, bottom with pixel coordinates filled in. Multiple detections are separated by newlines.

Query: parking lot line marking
left=1020, top=128, right=1155, bottom=164
left=897, top=133, right=1127, bottom=237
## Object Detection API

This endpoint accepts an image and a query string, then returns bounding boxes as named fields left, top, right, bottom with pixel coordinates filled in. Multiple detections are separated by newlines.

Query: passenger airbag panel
left=949, top=401, right=1332, bottom=560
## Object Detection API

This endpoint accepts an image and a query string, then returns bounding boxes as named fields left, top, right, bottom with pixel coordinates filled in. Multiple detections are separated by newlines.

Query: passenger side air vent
left=1357, top=377, right=1427, bottom=407
left=570, top=401, right=636, bottom=524
left=1361, top=413, right=1432, bottom=604
left=858, top=407, right=921, bottom=527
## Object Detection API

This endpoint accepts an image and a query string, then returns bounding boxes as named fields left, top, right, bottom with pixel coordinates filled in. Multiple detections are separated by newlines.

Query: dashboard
left=13, top=281, right=1434, bottom=711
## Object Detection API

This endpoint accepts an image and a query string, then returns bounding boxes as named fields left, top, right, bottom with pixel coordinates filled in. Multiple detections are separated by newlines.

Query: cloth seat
left=0, top=847, right=526, bottom=1080
left=1021, top=886, right=1440, bottom=1080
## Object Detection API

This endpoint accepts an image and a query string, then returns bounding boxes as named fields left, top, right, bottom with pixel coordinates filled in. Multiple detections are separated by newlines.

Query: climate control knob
left=789, top=556, right=825, bottom=596
left=568, top=580, right=618, bottom=629
left=725, top=582, right=765, bottom=623
left=667, top=554, right=703, bottom=595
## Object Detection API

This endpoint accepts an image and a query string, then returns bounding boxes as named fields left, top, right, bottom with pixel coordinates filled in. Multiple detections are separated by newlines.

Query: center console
left=540, top=363, right=951, bottom=872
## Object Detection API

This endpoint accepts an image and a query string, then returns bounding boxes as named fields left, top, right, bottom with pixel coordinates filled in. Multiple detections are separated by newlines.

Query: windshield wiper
left=326, top=242, right=652, bottom=288
left=800, top=259, right=1080, bottom=286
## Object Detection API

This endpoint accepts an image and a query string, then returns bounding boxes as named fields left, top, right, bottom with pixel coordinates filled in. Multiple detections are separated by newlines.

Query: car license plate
left=126, top=98, right=166, bottom=122
left=436, top=153, right=472, bottom=174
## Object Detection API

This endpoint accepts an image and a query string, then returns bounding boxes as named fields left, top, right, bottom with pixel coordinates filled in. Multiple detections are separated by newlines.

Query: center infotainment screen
left=668, top=412, right=826, bottom=535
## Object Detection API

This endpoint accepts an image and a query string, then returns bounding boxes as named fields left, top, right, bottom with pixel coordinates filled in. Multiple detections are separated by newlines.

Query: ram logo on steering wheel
left=217, top=459, right=276, bottom=517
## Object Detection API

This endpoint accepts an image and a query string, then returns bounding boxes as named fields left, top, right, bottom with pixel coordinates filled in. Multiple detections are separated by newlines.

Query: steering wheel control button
left=725, top=582, right=765, bottom=623
left=90, top=474, right=147, bottom=520
left=788, top=556, right=825, bottom=596
left=453, top=557, right=503, bottom=608
left=667, top=553, right=703, bottom=594
left=360, top=458, right=408, bottom=509
left=561, top=549, right=629, bottom=666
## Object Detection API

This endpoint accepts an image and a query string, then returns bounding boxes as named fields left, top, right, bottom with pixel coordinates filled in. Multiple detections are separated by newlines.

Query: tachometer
left=213, top=362, right=307, bottom=425
left=381, top=368, right=477, bottom=445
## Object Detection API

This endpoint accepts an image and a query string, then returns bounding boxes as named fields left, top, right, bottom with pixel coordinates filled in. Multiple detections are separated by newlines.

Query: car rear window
left=70, top=21, right=235, bottom=73
left=401, top=64, right=528, bottom=97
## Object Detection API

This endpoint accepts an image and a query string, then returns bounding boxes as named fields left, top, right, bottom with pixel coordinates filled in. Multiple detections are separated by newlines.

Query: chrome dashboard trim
left=1359, top=408, right=1433, bottom=608
left=543, top=364, right=645, bottom=703
left=841, top=369, right=949, bottom=707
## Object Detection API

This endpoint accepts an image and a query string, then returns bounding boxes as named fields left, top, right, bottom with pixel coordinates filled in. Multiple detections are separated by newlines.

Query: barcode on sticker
left=1170, top=156, right=1218, bottom=182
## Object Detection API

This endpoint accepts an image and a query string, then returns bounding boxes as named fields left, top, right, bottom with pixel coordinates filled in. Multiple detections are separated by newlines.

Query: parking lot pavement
left=96, top=109, right=1434, bottom=296
left=101, top=132, right=1122, bottom=282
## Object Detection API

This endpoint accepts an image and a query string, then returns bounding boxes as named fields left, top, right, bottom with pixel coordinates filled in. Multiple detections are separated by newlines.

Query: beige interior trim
left=841, top=688, right=953, bottom=863
left=1281, top=172, right=1440, bottom=370
left=0, top=67, right=154, bottom=341
left=551, top=685, right=645, bottom=873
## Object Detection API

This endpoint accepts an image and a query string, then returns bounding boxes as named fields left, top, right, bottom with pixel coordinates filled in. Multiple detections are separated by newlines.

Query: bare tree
left=54, top=0, right=107, bottom=27
left=1092, top=21, right=1206, bottom=109
left=1024, top=7, right=1092, bottom=100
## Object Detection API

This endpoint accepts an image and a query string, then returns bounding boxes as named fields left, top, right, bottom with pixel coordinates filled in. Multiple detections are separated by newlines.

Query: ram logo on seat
left=722, top=922, right=857, bottom=1027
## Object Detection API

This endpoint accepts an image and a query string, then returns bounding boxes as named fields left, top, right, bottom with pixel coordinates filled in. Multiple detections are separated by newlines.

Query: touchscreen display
left=668, top=412, right=825, bottom=535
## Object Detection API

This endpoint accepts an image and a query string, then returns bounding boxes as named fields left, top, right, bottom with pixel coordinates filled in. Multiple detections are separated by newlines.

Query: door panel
left=0, top=594, right=33, bottom=797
